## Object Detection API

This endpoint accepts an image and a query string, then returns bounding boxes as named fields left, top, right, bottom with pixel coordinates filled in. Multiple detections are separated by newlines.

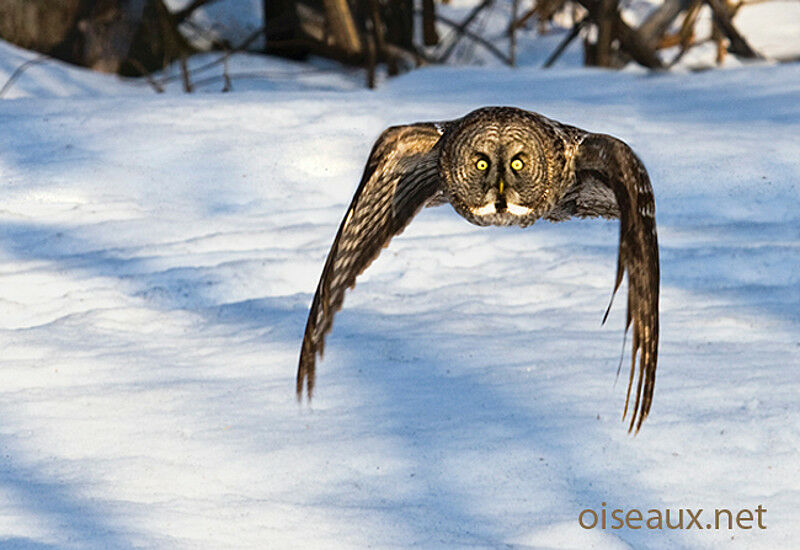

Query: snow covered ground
left=1, top=30, right=800, bottom=550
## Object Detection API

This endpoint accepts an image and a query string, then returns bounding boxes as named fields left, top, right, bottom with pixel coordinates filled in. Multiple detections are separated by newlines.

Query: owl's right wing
left=297, top=123, right=444, bottom=400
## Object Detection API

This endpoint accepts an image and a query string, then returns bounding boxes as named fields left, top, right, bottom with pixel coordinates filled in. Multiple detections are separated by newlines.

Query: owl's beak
left=495, top=180, right=507, bottom=213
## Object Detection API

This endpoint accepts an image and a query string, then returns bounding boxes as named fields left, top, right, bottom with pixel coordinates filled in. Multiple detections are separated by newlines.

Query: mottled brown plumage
left=297, top=106, right=659, bottom=433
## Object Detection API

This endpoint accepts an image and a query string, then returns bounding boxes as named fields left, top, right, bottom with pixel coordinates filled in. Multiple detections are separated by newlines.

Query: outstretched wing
left=297, top=123, right=444, bottom=400
left=568, top=133, right=660, bottom=433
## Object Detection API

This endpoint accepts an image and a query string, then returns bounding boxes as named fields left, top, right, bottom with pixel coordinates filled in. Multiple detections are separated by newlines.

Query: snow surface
left=0, top=40, right=363, bottom=100
left=1, top=34, right=800, bottom=550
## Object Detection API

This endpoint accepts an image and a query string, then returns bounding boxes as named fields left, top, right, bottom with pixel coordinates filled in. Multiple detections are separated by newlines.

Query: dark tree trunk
left=384, top=0, right=414, bottom=51
left=0, top=0, right=190, bottom=75
left=75, top=0, right=149, bottom=73
left=121, top=0, right=193, bottom=76
left=323, top=0, right=362, bottom=54
left=0, top=0, right=87, bottom=56
left=422, top=0, right=439, bottom=46
left=594, top=0, right=615, bottom=67
left=264, top=0, right=314, bottom=59
left=576, top=0, right=664, bottom=69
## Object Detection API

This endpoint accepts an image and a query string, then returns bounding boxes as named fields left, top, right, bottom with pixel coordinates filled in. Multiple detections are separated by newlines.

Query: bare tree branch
left=638, top=0, right=693, bottom=48
left=173, top=0, right=223, bottom=23
left=543, top=16, right=587, bottom=68
left=180, top=53, right=193, bottom=92
left=435, top=11, right=511, bottom=65
left=706, top=0, right=762, bottom=58
left=127, top=57, right=166, bottom=92
left=0, top=54, right=47, bottom=98
left=509, top=0, right=519, bottom=66
left=438, top=0, right=494, bottom=63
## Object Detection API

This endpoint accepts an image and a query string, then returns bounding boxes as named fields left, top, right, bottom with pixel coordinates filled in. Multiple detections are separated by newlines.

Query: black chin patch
left=495, top=194, right=507, bottom=213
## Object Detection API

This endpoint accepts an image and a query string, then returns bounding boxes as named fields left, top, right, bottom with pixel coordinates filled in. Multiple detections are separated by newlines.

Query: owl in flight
left=298, top=106, right=659, bottom=432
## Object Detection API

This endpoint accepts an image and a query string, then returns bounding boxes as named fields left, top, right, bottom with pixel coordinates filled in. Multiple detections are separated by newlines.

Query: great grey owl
left=298, top=106, right=659, bottom=432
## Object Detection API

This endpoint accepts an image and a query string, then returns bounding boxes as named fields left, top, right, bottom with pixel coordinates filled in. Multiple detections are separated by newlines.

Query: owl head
left=439, top=106, right=568, bottom=227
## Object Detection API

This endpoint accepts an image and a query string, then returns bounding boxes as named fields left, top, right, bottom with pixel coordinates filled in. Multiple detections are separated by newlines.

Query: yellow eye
left=475, top=158, right=489, bottom=171
left=511, top=158, right=524, bottom=171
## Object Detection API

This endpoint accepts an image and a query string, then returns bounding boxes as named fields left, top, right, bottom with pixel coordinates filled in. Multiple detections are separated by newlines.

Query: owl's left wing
left=560, top=133, right=660, bottom=433
left=297, top=123, right=444, bottom=400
